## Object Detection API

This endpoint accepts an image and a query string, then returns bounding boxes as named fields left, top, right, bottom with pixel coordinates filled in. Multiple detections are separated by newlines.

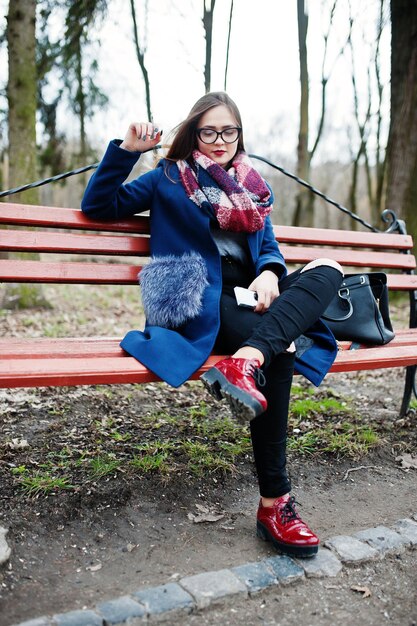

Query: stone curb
left=0, top=526, right=11, bottom=566
left=10, top=516, right=417, bottom=626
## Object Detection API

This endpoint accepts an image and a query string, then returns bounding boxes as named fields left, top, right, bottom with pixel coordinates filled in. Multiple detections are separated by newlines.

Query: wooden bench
left=1, top=202, right=417, bottom=416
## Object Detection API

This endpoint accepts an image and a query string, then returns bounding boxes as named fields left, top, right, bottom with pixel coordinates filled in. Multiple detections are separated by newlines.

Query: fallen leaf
left=351, top=585, right=372, bottom=598
left=195, top=503, right=210, bottom=514
left=126, top=543, right=137, bottom=553
left=188, top=504, right=226, bottom=523
left=395, top=454, right=417, bottom=470
left=188, top=512, right=225, bottom=523
left=86, top=563, right=102, bottom=572
left=7, top=438, right=29, bottom=450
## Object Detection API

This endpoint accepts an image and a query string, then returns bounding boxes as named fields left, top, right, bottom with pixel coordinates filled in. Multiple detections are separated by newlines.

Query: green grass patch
left=5, top=373, right=385, bottom=497
left=88, top=454, right=122, bottom=478
left=290, top=383, right=316, bottom=397
left=288, top=422, right=379, bottom=458
left=130, top=452, right=169, bottom=473
left=94, top=416, right=133, bottom=442
left=130, top=441, right=177, bottom=473
left=140, top=411, right=180, bottom=430
left=181, top=440, right=236, bottom=476
left=188, top=411, right=247, bottom=440
left=10, top=466, right=75, bottom=497
left=217, top=438, right=252, bottom=461
left=287, top=385, right=380, bottom=458
left=290, top=396, right=350, bottom=419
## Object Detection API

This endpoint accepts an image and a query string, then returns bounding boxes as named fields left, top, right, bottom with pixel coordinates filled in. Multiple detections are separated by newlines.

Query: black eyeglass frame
left=196, top=127, right=242, bottom=144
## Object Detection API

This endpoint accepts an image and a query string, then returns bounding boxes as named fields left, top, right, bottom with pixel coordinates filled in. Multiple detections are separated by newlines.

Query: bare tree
left=224, top=0, right=234, bottom=90
left=373, top=0, right=388, bottom=220
left=386, top=0, right=417, bottom=247
left=293, top=0, right=310, bottom=226
left=347, top=19, right=372, bottom=228
left=347, top=0, right=388, bottom=228
left=203, top=0, right=216, bottom=93
left=61, top=0, right=108, bottom=166
left=37, top=6, right=66, bottom=177
left=4, top=0, right=49, bottom=309
left=130, top=0, right=152, bottom=121
left=7, top=0, right=38, bottom=205
left=293, top=0, right=343, bottom=227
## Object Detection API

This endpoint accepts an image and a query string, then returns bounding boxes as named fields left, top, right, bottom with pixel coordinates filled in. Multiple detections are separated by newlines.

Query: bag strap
left=322, top=288, right=354, bottom=322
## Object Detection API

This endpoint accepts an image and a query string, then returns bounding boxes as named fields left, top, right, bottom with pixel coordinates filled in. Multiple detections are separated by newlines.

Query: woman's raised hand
left=120, top=122, right=162, bottom=152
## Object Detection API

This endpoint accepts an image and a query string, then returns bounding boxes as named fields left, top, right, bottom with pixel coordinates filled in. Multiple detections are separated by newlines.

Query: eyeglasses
left=196, top=127, right=242, bottom=144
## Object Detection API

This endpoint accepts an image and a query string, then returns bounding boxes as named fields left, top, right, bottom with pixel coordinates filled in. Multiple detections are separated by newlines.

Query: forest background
left=0, top=0, right=416, bottom=252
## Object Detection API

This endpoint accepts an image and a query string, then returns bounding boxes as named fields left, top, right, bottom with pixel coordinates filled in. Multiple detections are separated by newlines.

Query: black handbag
left=322, top=272, right=395, bottom=345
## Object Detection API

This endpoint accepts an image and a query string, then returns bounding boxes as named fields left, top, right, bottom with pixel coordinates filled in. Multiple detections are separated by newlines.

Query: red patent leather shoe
left=200, top=357, right=267, bottom=421
left=257, top=494, right=319, bottom=558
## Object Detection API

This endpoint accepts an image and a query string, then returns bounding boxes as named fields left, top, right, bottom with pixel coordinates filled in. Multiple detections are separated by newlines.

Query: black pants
left=215, top=258, right=343, bottom=498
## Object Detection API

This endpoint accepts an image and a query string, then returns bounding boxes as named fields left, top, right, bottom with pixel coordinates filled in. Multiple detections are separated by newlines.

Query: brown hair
left=165, top=91, right=245, bottom=162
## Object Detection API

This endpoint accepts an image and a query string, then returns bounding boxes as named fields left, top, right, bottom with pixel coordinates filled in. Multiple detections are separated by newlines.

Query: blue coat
left=81, top=141, right=337, bottom=387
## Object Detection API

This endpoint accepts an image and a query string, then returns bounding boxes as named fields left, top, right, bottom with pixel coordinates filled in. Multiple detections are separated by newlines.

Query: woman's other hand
left=248, top=270, right=279, bottom=313
left=120, top=122, right=162, bottom=152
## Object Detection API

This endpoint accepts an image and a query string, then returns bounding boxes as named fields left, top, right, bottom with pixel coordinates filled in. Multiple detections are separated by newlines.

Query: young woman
left=81, top=92, right=343, bottom=558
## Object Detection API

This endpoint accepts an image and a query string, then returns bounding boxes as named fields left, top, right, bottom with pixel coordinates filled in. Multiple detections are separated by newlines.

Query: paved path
left=10, top=515, right=417, bottom=626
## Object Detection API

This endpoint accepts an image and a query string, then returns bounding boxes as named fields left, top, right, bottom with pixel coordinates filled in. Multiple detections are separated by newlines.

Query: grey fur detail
left=139, top=252, right=209, bottom=328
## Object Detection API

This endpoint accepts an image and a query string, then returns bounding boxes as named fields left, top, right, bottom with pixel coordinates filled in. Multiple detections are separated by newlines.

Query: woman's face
left=196, top=104, right=240, bottom=168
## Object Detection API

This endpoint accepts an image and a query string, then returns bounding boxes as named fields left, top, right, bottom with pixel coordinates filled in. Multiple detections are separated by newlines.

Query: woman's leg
left=213, top=292, right=319, bottom=557
left=202, top=261, right=343, bottom=419
left=214, top=293, right=293, bottom=496
left=250, top=352, right=295, bottom=498
left=240, top=263, right=343, bottom=368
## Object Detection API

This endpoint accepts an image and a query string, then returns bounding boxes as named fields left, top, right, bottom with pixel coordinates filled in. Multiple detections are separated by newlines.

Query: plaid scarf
left=177, top=150, right=273, bottom=233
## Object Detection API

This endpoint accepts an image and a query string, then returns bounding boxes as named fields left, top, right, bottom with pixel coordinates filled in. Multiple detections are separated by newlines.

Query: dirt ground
left=0, top=368, right=416, bottom=626
left=0, top=291, right=416, bottom=625
left=181, top=551, right=417, bottom=626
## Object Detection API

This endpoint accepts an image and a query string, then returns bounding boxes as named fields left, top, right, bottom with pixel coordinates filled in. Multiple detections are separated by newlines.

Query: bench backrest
left=1, top=202, right=417, bottom=292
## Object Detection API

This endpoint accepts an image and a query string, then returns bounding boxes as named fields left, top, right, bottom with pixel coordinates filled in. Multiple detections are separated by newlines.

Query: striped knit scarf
left=177, top=150, right=273, bottom=233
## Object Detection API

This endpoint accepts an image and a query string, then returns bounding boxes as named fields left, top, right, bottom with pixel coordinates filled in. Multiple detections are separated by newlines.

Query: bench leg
left=400, top=364, right=417, bottom=417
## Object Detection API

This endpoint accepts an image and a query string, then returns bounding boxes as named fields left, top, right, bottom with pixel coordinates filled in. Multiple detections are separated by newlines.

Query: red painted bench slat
left=1, top=204, right=413, bottom=250
left=2, top=234, right=414, bottom=269
left=385, top=274, right=417, bottom=290
left=2, top=259, right=416, bottom=289
left=274, top=225, right=413, bottom=250
left=0, top=259, right=142, bottom=283
left=0, top=203, right=149, bottom=233
left=280, top=246, right=416, bottom=269
left=0, top=338, right=127, bottom=359
left=0, top=354, right=224, bottom=388
left=1, top=330, right=417, bottom=360
left=0, top=229, right=150, bottom=256
left=1, top=203, right=413, bottom=250
left=1, top=344, right=417, bottom=389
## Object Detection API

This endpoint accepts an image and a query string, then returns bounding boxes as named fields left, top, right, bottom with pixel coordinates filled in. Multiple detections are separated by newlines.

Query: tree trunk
left=373, top=0, right=387, bottom=224
left=7, top=0, right=38, bottom=205
left=224, top=0, right=234, bottom=90
left=203, top=0, right=216, bottom=93
left=293, top=0, right=313, bottom=227
left=130, top=0, right=152, bottom=121
left=4, top=0, right=49, bottom=309
left=386, top=0, right=417, bottom=246
left=75, top=38, right=87, bottom=164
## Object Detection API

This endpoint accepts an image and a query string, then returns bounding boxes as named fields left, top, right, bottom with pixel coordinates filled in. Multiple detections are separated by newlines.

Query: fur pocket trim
left=138, top=252, right=209, bottom=328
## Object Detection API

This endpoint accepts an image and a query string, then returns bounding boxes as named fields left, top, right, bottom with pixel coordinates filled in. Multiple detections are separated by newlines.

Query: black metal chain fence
left=0, top=147, right=381, bottom=233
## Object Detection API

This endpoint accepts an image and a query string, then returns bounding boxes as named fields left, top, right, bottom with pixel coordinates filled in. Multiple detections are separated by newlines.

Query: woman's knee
left=300, top=258, right=344, bottom=275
